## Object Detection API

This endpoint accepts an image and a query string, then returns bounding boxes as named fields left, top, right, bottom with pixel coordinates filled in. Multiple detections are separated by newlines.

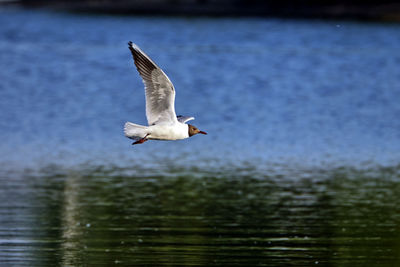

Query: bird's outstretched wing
left=128, top=42, right=177, bottom=125
left=177, top=115, right=195, bottom=124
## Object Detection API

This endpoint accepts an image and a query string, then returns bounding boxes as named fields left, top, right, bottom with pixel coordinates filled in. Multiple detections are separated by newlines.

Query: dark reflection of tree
left=28, top=164, right=400, bottom=266
left=324, top=166, right=400, bottom=266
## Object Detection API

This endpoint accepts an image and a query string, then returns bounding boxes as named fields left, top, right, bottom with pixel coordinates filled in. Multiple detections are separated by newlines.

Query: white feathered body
left=124, top=121, right=189, bottom=141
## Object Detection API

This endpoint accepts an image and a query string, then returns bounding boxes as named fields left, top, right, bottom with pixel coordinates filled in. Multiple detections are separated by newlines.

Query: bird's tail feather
left=124, top=122, right=148, bottom=140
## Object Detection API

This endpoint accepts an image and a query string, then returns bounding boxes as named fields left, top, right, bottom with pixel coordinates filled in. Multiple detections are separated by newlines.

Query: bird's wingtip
left=128, top=41, right=140, bottom=50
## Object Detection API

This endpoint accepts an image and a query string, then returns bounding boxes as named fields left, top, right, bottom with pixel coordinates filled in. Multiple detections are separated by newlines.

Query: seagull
left=124, top=42, right=207, bottom=145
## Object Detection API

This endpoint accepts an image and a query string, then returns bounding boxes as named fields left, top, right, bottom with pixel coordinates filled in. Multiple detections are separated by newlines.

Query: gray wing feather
left=177, top=115, right=195, bottom=123
left=128, top=42, right=177, bottom=125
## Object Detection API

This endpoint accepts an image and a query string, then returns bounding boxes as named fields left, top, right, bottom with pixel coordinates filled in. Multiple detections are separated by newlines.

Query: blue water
left=1, top=7, right=400, bottom=171
left=1, top=7, right=400, bottom=266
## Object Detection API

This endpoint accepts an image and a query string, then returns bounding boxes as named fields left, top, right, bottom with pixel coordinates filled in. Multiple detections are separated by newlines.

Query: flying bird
left=124, top=42, right=207, bottom=145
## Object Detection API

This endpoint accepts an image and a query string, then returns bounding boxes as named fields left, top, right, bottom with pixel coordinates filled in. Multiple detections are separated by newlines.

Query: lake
left=1, top=6, right=400, bottom=266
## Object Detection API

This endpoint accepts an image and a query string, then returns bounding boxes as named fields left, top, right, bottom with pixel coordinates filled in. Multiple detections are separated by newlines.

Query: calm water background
left=1, top=7, right=400, bottom=266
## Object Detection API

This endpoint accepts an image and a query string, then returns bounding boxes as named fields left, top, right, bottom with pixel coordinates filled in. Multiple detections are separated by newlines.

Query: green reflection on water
left=3, top=164, right=400, bottom=266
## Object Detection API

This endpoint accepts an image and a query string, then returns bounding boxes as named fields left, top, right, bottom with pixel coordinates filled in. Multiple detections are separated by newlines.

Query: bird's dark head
left=188, top=124, right=207, bottom=137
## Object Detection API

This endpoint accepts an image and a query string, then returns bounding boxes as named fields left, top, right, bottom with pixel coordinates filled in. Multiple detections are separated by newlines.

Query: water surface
left=2, top=165, right=400, bottom=266
left=1, top=7, right=400, bottom=266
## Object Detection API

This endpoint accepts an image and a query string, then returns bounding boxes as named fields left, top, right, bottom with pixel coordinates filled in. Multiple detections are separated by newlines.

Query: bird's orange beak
left=199, top=131, right=207, bottom=135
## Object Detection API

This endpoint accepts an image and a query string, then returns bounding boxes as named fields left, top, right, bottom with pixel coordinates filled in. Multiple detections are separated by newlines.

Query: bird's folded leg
left=132, top=134, right=149, bottom=145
